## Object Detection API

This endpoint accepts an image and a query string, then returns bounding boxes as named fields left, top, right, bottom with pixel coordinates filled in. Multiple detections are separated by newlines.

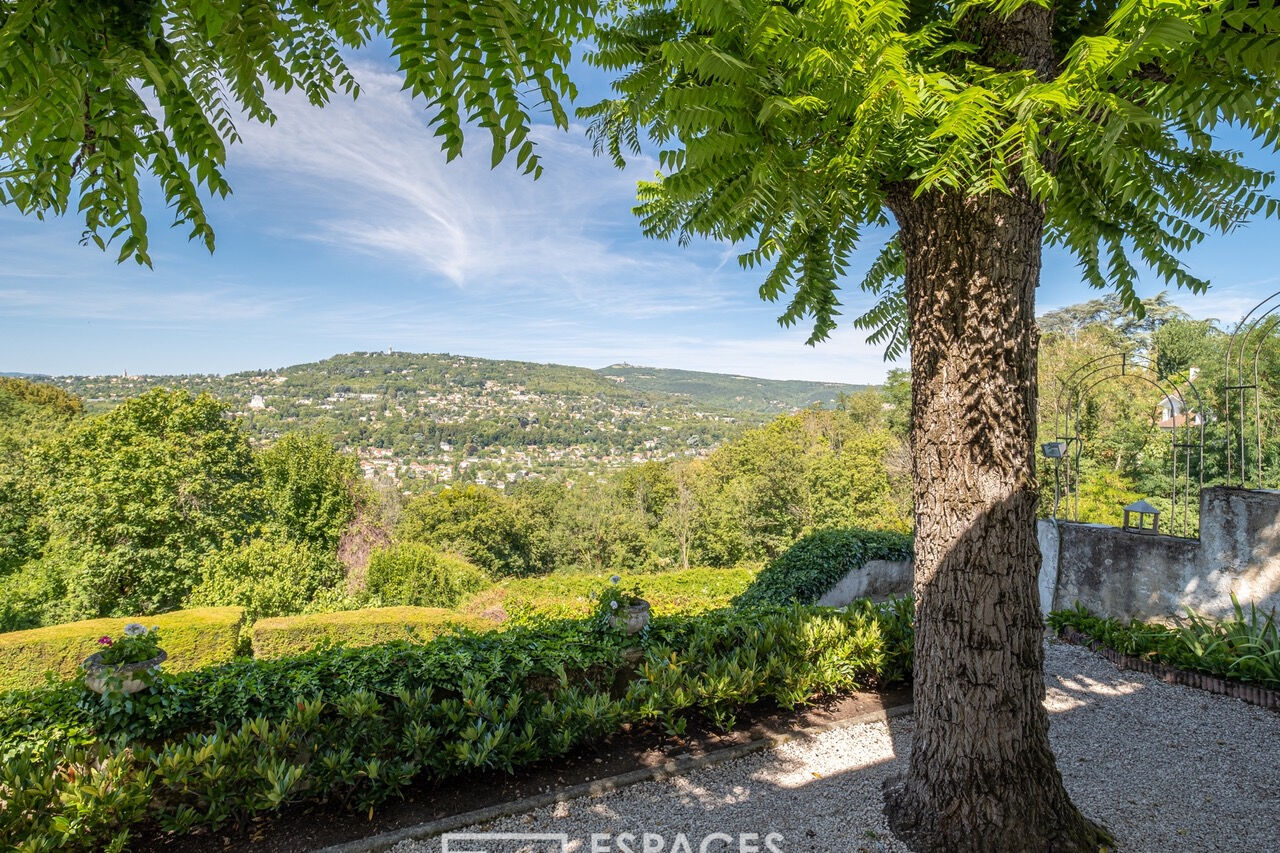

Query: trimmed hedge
left=364, top=544, right=489, bottom=608
left=251, top=607, right=492, bottom=658
left=0, top=601, right=913, bottom=850
left=734, top=527, right=913, bottom=608
left=459, top=566, right=757, bottom=623
left=0, top=607, right=244, bottom=692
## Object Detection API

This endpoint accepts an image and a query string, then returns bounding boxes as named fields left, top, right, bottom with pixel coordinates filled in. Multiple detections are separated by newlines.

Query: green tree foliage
left=1152, top=317, right=1219, bottom=379
left=585, top=4, right=1278, bottom=337
left=0, top=0, right=595, bottom=264
left=396, top=485, right=543, bottom=577
left=386, top=398, right=912, bottom=577
left=184, top=539, right=346, bottom=622
left=694, top=407, right=910, bottom=564
left=362, top=543, right=488, bottom=608
left=1034, top=302, right=1278, bottom=530
left=39, top=389, right=261, bottom=617
left=0, top=379, right=83, bottom=576
left=259, top=432, right=360, bottom=550
left=555, top=474, right=652, bottom=571
left=1039, top=293, right=1191, bottom=345
left=619, top=461, right=677, bottom=527
left=0, top=557, right=73, bottom=633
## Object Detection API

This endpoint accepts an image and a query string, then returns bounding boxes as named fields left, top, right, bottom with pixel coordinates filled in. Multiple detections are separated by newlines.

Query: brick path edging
left=1056, top=628, right=1280, bottom=712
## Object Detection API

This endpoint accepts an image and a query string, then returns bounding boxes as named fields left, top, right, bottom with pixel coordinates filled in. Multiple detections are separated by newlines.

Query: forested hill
left=49, top=352, right=863, bottom=413
left=596, top=365, right=865, bottom=412
left=39, top=352, right=867, bottom=488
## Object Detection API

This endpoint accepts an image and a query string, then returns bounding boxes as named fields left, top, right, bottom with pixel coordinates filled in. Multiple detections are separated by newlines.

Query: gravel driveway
left=392, top=642, right=1280, bottom=853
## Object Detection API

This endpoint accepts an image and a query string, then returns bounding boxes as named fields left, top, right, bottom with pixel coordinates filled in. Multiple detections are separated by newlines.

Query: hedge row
left=459, top=566, right=758, bottom=623
left=250, top=607, right=494, bottom=658
left=734, top=527, right=913, bottom=608
left=0, top=601, right=913, bottom=851
left=0, top=606, right=500, bottom=691
left=0, top=608, right=244, bottom=693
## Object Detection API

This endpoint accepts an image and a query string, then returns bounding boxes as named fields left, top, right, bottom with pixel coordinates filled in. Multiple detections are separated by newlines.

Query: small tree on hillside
left=259, top=432, right=361, bottom=551
left=396, top=485, right=543, bottom=576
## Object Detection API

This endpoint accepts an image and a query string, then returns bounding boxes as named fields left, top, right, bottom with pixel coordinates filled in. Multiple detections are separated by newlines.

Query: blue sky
left=2, top=52, right=1280, bottom=384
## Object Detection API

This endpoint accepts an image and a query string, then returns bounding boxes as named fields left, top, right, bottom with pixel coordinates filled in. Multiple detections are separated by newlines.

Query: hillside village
left=39, top=351, right=862, bottom=492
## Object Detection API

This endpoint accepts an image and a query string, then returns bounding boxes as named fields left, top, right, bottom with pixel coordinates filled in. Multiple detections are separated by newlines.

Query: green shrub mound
left=1049, top=597, right=1280, bottom=689
left=734, top=528, right=913, bottom=608
left=184, top=539, right=347, bottom=622
left=363, top=543, right=489, bottom=608
left=0, top=607, right=244, bottom=692
left=460, top=566, right=756, bottom=623
left=251, top=606, right=492, bottom=658
left=0, top=602, right=911, bottom=850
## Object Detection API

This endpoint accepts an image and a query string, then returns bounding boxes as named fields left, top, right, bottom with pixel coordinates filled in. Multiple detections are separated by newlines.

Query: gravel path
left=391, top=642, right=1280, bottom=853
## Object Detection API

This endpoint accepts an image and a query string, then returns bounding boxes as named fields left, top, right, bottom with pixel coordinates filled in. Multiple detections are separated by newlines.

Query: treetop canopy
left=584, top=0, right=1280, bottom=352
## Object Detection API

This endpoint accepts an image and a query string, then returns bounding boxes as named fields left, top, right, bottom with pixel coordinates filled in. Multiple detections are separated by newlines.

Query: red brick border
left=1056, top=628, right=1280, bottom=712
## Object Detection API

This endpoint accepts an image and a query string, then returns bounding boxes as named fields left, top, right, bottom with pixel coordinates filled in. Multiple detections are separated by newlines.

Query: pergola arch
left=1225, top=290, right=1280, bottom=488
left=1049, top=351, right=1204, bottom=537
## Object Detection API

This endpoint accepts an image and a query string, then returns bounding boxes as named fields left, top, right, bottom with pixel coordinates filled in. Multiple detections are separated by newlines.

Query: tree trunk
left=880, top=181, right=1112, bottom=850
left=876, top=5, right=1113, bottom=849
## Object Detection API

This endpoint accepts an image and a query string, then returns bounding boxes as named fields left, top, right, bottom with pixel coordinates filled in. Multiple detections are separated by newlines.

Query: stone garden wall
left=1038, top=486, right=1280, bottom=621
left=821, top=486, right=1280, bottom=622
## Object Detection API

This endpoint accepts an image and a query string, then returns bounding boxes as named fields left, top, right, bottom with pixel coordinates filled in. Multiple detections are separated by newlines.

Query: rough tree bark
left=880, top=6, right=1113, bottom=851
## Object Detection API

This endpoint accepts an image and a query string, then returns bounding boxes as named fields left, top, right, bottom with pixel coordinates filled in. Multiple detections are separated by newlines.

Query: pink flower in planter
left=97, top=636, right=113, bottom=646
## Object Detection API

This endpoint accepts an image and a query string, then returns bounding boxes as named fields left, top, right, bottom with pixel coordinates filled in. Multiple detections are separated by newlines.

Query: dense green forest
left=5, top=297, right=1280, bottom=633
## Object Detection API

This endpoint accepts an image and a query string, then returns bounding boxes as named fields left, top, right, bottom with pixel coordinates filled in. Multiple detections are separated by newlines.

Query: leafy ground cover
left=1048, top=597, right=1280, bottom=689
left=0, top=601, right=911, bottom=851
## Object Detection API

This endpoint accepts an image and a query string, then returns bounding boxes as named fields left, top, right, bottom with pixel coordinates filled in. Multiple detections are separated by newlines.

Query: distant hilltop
left=24, top=350, right=874, bottom=486
left=596, top=363, right=867, bottom=412
left=31, top=350, right=872, bottom=415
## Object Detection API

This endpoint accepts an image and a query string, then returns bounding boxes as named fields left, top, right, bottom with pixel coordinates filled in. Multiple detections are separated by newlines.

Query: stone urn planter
left=610, top=600, right=651, bottom=635
left=82, top=649, right=167, bottom=695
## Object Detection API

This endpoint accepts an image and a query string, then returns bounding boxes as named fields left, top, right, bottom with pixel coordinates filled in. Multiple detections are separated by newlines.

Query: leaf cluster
left=1049, top=595, right=1280, bottom=688
left=585, top=0, right=1280, bottom=349
left=0, top=0, right=596, bottom=264
left=0, top=601, right=913, bottom=847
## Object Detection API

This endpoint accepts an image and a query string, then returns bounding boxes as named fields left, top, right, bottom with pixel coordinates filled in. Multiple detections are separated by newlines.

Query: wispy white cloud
left=228, top=64, right=738, bottom=323
left=1177, top=279, right=1280, bottom=327
left=13, top=55, right=1276, bottom=383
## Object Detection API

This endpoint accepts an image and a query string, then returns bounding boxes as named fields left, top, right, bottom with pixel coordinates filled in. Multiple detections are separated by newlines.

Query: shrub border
left=316, top=702, right=916, bottom=853
left=0, top=607, right=244, bottom=692
left=1055, top=627, right=1280, bottom=712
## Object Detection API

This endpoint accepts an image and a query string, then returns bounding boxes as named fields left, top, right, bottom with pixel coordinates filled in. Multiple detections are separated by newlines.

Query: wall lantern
left=1041, top=442, right=1068, bottom=459
left=1122, top=499, right=1160, bottom=535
